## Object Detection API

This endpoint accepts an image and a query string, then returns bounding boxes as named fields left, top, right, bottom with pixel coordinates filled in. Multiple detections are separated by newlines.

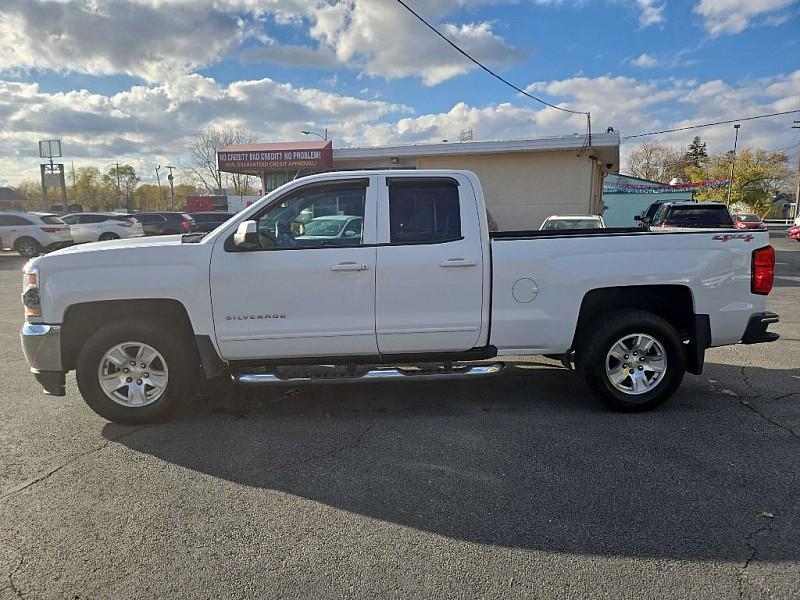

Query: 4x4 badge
left=712, top=233, right=753, bottom=242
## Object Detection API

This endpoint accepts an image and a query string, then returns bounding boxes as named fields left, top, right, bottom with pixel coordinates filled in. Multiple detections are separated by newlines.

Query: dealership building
left=217, top=132, right=620, bottom=230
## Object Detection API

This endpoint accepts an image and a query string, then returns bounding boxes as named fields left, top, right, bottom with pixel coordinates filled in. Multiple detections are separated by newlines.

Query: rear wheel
left=99, top=232, right=119, bottom=241
left=578, top=310, right=685, bottom=412
left=15, top=237, right=41, bottom=258
left=76, top=318, right=199, bottom=423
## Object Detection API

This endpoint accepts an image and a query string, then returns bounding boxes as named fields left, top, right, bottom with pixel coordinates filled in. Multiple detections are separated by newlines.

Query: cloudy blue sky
left=0, top=0, right=798, bottom=185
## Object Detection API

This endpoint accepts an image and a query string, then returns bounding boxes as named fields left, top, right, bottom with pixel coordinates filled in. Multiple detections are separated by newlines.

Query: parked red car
left=787, top=225, right=800, bottom=241
left=733, top=213, right=766, bottom=230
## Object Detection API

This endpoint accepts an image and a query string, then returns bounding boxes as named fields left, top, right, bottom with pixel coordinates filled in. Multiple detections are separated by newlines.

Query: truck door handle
left=440, top=258, right=478, bottom=268
left=331, top=262, right=367, bottom=272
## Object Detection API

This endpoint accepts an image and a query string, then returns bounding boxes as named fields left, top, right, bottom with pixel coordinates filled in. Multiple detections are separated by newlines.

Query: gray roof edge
left=333, top=132, right=620, bottom=159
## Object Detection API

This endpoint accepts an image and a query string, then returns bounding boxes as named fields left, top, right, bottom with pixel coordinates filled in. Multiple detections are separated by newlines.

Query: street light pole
left=300, top=128, right=328, bottom=140
left=726, top=124, right=740, bottom=206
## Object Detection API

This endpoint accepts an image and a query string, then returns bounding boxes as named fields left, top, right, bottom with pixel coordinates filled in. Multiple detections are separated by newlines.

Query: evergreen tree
left=684, top=136, right=708, bottom=168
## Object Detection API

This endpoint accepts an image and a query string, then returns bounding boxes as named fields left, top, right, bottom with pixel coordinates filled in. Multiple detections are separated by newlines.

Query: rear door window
left=388, top=180, right=461, bottom=244
left=665, top=206, right=733, bottom=228
left=0, top=215, right=33, bottom=226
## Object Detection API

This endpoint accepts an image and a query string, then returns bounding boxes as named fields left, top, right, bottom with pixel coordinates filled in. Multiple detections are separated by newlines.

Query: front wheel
left=99, top=232, right=119, bottom=241
left=76, top=319, right=199, bottom=423
left=578, top=310, right=685, bottom=412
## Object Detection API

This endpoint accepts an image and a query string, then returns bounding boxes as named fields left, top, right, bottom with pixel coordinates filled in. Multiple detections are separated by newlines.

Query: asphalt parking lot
left=1, top=234, right=798, bottom=599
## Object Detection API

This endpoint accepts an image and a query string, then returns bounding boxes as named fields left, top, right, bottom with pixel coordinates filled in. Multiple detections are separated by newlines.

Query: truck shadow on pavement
left=105, top=359, right=800, bottom=562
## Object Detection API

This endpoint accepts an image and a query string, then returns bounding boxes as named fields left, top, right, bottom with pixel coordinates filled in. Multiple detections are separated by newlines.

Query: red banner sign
left=218, top=141, right=333, bottom=172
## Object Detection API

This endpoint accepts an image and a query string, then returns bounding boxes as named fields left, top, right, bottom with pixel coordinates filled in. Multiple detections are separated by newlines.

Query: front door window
left=255, top=183, right=367, bottom=248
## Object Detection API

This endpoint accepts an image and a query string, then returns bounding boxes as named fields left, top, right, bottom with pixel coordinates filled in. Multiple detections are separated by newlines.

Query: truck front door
left=209, top=177, right=378, bottom=360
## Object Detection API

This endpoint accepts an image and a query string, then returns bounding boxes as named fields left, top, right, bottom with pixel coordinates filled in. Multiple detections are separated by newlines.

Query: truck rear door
left=375, top=175, right=486, bottom=354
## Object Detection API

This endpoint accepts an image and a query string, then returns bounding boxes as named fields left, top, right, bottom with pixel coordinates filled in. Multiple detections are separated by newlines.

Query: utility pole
left=793, top=121, right=800, bottom=221
left=115, top=162, right=122, bottom=209
left=70, top=161, right=76, bottom=209
left=165, top=165, right=176, bottom=210
left=726, top=124, right=740, bottom=206
left=155, top=165, right=164, bottom=208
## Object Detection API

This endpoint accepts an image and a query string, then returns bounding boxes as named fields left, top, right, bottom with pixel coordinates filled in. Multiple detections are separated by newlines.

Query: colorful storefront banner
left=603, top=178, right=730, bottom=194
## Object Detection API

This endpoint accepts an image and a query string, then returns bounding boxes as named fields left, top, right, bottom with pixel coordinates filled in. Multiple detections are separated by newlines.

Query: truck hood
left=47, top=234, right=184, bottom=256
left=29, top=234, right=212, bottom=276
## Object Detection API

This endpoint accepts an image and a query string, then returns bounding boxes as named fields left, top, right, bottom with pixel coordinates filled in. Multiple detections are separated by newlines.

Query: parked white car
left=60, top=212, right=145, bottom=243
left=20, top=170, right=778, bottom=424
left=540, top=215, right=605, bottom=230
left=0, top=211, right=73, bottom=257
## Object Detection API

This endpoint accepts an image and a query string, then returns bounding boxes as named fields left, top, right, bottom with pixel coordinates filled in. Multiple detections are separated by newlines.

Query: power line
left=394, top=0, right=589, bottom=117
left=622, top=109, right=800, bottom=141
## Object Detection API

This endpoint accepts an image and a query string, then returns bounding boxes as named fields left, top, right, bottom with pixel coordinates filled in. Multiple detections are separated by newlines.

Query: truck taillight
left=751, top=246, right=775, bottom=295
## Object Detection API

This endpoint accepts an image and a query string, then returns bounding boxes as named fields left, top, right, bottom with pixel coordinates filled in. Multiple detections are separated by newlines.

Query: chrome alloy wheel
left=98, top=341, right=169, bottom=407
left=605, top=333, right=667, bottom=395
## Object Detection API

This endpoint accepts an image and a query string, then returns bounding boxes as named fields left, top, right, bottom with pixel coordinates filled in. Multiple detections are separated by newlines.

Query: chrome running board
left=234, top=362, right=505, bottom=385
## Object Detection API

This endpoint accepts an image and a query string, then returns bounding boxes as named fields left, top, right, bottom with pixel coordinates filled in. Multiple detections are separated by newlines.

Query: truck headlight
left=22, top=264, right=41, bottom=320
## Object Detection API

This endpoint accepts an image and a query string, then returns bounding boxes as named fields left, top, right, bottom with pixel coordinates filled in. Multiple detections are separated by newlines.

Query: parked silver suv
left=0, top=211, right=73, bottom=257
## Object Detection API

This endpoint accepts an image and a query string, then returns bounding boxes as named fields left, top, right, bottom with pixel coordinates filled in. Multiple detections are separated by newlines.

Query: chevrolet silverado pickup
left=20, top=170, right=779, bottom=423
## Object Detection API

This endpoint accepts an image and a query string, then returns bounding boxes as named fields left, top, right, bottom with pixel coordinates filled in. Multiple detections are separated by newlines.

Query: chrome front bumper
left=20, top=323, right=65, bottom=396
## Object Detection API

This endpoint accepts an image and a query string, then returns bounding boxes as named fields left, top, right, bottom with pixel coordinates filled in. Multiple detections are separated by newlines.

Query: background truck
left=20, top=170, right=779, bottom=424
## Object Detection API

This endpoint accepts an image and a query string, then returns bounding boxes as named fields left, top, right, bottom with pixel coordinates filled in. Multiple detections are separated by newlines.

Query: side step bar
left=235, top=362, right=505, bottom=385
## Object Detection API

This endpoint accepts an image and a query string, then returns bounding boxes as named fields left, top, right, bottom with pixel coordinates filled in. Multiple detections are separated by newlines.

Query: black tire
left=76, top=318, right=200, bottom=424
left=577, top=309, right=685, bottom=412
left=99, top=232, right=119, bottom=241
left=15, top=237, right=42, bottom=258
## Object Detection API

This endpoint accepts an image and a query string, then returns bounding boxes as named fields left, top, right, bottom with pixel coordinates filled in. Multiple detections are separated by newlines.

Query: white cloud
left=693, top=0, right=797, bottom=36
left=630, top=53, right=658, bottom=68
left=0, top=0, right=251, bottom=82
left=0, top=74, right=410, bottom=181
left=307, top=1, right=526, bottom=86
left=636, top=0, right=666, bottom=26
left=0, top=0, right=525, bottom=86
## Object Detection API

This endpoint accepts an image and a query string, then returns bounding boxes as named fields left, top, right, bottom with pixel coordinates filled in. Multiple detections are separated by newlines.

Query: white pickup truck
left=20, top=170, right=779, bottom=424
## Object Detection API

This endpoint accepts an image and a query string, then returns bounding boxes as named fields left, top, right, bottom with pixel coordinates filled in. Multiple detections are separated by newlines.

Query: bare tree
left=627, top=143, right=685, bottom=183
left=188, top=126, right=255, bottom=195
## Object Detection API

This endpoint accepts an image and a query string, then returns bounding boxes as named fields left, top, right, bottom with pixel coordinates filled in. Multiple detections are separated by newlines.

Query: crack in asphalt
left=738, top=398, right=800, bottom=441
left=737, top=524, right=773, bottom=600
left=0, top=552, right=25, bottom=599
left=270, top=419, right=376, bottom=473
left=738, top=365, right=762, bottom=399
left=0, top=426, right=151, bottom=503
left=735, top=364, right=800, bottom=441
